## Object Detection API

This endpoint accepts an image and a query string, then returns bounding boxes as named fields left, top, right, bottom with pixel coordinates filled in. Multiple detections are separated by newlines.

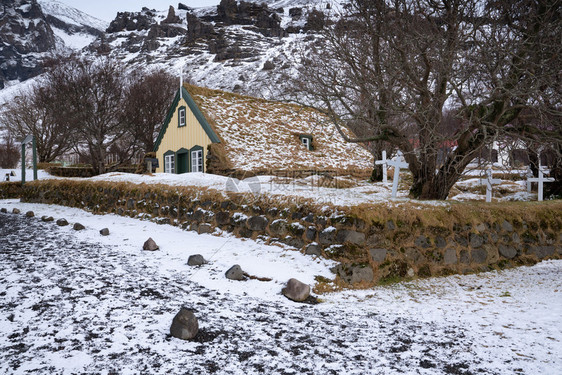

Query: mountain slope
left=37, top=0, right=108, bottom=49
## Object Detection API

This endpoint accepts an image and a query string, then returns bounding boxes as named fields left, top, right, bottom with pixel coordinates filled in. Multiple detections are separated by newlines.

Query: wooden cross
left=527, top=167, right=554, bottom=201
left=375, top=150, right=388, bottom=184
left=387, top=152, right=409, bottom=199
left=478, top=169, right=501, bottom=202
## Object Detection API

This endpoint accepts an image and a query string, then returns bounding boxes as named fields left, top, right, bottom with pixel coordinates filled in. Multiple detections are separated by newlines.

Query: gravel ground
left=1, top=209, right=560, bottom=374
left=0, top=212, right=483, bottom=375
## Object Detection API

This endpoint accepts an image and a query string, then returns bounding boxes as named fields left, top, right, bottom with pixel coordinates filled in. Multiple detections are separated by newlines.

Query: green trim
left=178, top=106, right=186, bottom=127
left=176, top=148, right=189, bottom=174
left=190, top=145, right=204, bottom=173
left=154, top=87, right=221, bottom=153
left=299, top=134, right=314, bottom=151
left=163, top=150, right=175, bottom=173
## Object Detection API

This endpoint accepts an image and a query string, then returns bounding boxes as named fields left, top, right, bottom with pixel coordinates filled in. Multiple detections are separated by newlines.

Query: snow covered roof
left=184, top=84, right=374, bottom=174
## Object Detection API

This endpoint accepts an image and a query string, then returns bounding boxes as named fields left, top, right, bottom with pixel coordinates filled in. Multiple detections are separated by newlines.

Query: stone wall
left=6, top=180, right=562, bottom=287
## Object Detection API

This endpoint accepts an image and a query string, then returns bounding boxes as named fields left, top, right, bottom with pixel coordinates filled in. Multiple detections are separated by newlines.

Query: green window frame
left=163, top=150, right=175, bottom=173
left=178, top=106, right=186, bottom=127
left=190, top=145, right=204, bottom=173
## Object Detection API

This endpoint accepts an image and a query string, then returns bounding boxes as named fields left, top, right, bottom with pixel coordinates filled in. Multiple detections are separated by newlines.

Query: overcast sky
left=58, top=0, right=221, bottom=22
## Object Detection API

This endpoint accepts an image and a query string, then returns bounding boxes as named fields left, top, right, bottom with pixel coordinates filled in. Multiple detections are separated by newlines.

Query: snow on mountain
left=0, top=0, right=332, bottom=99
left=37, top=0, right=108, bottom=49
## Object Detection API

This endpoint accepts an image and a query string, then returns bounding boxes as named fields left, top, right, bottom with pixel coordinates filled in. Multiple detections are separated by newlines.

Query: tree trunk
left=370, top=149, right=384, bottom=182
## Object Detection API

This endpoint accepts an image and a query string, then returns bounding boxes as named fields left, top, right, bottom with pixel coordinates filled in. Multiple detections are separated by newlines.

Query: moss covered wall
left=4, top=180, right=561, bottom=287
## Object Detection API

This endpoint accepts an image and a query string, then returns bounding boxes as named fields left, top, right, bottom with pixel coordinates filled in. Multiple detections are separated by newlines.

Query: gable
left=154, top=87, right=220, bottom=153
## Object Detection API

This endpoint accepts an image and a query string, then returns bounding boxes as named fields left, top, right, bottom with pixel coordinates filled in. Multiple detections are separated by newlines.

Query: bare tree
left=0, top=132, right=19, bottom=169
left=46, top=55, right=128, bottom=174
left=291, top=0, right=562, bottom=199
left=0, top=83, right=75, bottom=163
left=121, top=68, right=177, bottom=154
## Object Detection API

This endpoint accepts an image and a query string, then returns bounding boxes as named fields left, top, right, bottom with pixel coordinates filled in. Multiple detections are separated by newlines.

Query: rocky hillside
left=0, top=0, right=106, bottom=90
left=0, top=0, right=332, bottom=98
left=0, top=0, right=55, bottom=89
left=91, top=0, right=332, bottom=98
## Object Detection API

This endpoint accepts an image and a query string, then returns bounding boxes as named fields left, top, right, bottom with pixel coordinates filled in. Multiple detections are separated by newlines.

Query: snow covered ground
left=1, top=200, right=561, bottom=374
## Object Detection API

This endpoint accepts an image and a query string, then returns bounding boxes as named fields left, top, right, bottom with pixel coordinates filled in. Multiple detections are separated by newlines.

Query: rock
left=528, top=246, right=555, bottom=259
left=269, top=219, right=288, bottom=237
left=198, top=223, right=213, bottom=234
left=73, top=223, right=85, bottom=231
left=247, top=216, right=268, bottom=231
left=305, top=226, right=317, bottom=242
left=443, top=248, right=457, bottom=265
left=318, top=227, right=336, bottom=245
left=369, top=248, right=387, bottom=263
left=501, top=220, right=513, bottom=232
left=304, top=243, right=322, bottom=256
left=12, top=208, right=20, bottom=214
left=407, top=268, right=415, bottom=278
left=143, top=237, right=159, bottom=251
left=225, top=265, right=245, bottom=281
left=25, top=211, right=34, bottom=218
left=263, top=60, right=275, bottom=70
left=386, top=220, right=396, bottom=230
left=336, top=230, right=365, bottom=245
left=434, top=236, right=447, bottom=248
left=414, top=235, right=430, bottom=248
left=100, top=228, right=110, bottom=236
left=162, top=6, right=181, bottom=24
left=170, top=307, right=199, bottom=340
left=334, top=263, right=374, bottom=284
left=471, top=248, right=488, bottom=264
left=187, top=254, right=207, bottom=266
left=56, top=218, right=69, bottom=226
left=215, top=211, right=231, bottom=225
left=469, top=233, right=484, bottom=248
left=282, top=278, right=311, bottom=302
left=41, top=216, right=54, bottom=222
left=0, top=208, right=6, bottom=213
left=405, top=248, right=424, bottom=264
left=498, top=244, right=517, bottom=259
left=459, top=250, right=470, bottom=264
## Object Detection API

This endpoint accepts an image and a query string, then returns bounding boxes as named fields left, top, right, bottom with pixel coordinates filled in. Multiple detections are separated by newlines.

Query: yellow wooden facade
left=155, top=95, right=214, bottom=173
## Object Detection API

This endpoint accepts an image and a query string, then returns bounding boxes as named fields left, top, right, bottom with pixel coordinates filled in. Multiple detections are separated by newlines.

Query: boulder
left=498, top=244, right=517, bottom=259
left=0, top=208, right=7, bottom=213
left=41, top=216, right=54, bottom=222
left=333, top=264, right=374, bottom=284
left=225, top=264, right=245, bottom=280
left=100, top=228, right=110, bottom=236
left=282, top=278, right=310, bottom=302
left=304, top=243, right=322, bottom=256
left=143, top=237, right=159, bottom=251
left=12, top=208, right=20, bottom=214
left=335, top=230, right=365, bottom=245
left=471, top=248, right=488, bottom=264
left=443, top=248, right=457, bottom=265
left=198, top=223, right=213, bottom=234
left=25, top=211, right=34, bottom=218
left=247, top=216, right=268, bottom=231
left=369, top=248, right=387, bottom=263
left=56, top=218, right=69, bottom=226
left=187, top=254, right=207, bottom=266
left=73, top=223, right=85, bottom=231
left=170, top=307, right=199, bottom=340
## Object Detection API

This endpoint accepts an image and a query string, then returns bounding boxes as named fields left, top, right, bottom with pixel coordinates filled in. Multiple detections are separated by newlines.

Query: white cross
left=375, top=150, right=388, bottom=184
left=387, top=152, right=409, bottom=199
left=527, top=167, right=554, bottom=201
left=478, top=169, right=501, bottom=202
left=525, top=166, right=533, bottom=193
